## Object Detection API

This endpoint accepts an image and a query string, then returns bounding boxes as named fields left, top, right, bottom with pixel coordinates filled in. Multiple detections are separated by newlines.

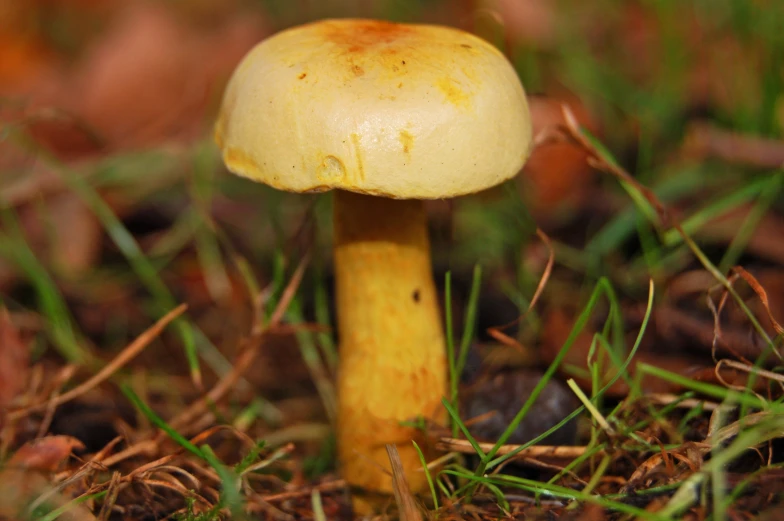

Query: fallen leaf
left=8, top=435, right=85, bottom=472
left=0, top=466, right=96, bottom=521
left=482, top=0, right=555, bottom=47
left=45, top=192, right=102, bottom=275
left=69, top=2, right=267, bottom=150
left=2, top=2, right=267, bottom=159
left=522, top=95, right=597, bottom=222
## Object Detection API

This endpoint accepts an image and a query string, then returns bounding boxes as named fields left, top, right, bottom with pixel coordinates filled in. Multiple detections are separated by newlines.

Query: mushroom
left=215, top=18, right=532, bottom=507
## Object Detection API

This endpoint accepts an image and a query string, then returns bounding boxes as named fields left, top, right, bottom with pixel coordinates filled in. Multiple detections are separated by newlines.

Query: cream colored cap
left=215, top=19, right=532, bottom=199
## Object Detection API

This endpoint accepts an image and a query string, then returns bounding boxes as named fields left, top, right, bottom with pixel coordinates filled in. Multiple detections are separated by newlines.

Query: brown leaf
left=522, top=96, right=597, bottom=221
left=69, top=3, right=267, bottom=150
left=486, top=0, right=555, bottom=47
left=72, top=3, right=196, bottom=148
left=46, top=192, right=102, bottom=275
left=23, top=110, right=108, bottom=160
left=8, top=435, right=85, bottom=472
left=0, top=465, right=96, bottom=521
left=730, top=267, right=784, bottom=337
left=0, top=191, right=102, bottom=285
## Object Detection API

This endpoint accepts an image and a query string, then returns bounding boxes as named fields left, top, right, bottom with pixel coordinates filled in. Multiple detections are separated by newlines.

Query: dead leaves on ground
left=1, top=1, right=784, bottom=520
left=2, top=1, right=268, bottom=155
left=0, top=435, right=93, bottom=521
left=0, top=1, right=269, bottom=296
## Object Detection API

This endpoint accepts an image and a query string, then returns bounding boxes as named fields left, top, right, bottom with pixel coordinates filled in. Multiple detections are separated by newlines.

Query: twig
left=8, top=304, right=187, bottom=420
left=437, top=438, right=590, bottom=460
left=262, top=479, right=348, bottom=502
left=717, top=359, right=784, bottom=386
left=486, top=227, right=554, bottom=350
left=35, top=365, right=77, bottom=438
left=94, top=440, right=159, bottom=468
left=387, top=444, right=424, bottom=521
left=730, top=267, right=784, bottom=336
left=169, top=250, right=311, bottom=431
left=644, top=393, right=720, bottom=411
left=560, top=105, right=778, bottom=360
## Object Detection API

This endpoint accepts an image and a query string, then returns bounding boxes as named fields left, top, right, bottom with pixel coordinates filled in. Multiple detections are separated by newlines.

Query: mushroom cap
left=215, top=19, right=532, bottom=199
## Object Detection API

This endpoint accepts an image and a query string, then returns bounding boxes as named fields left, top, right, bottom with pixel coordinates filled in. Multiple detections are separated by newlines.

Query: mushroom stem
left=333, top=189, right=447, bottom=501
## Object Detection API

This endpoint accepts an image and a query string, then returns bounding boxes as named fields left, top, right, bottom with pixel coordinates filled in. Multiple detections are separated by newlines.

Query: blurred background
left=2, top=0, right=784, bottom=483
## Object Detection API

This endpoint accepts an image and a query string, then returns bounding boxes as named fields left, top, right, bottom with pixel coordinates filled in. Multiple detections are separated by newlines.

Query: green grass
left=421, top=40, right=784, bottom=509
left=123, top=384, right=258, bottom=517
left=444, top=264, right=483, bottom=437
left=0, top=209, right=89, bottom=365
left=30, top=491, right=108, bottom=521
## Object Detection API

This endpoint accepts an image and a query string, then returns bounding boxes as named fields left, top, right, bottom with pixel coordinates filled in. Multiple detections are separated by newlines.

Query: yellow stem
left=334, top=190, right=446, bottom=505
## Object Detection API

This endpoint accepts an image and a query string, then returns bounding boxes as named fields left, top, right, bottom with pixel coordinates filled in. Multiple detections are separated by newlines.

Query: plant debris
left=1, top=1, right=783, bottom=520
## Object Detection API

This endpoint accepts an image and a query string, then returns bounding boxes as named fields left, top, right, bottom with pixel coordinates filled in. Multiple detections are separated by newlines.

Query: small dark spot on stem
left=412, top=289, right=421, bottom=302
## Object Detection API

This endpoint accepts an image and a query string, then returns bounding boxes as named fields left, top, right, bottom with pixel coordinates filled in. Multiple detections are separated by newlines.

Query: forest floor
left=2, top=1, right=784, bottom=520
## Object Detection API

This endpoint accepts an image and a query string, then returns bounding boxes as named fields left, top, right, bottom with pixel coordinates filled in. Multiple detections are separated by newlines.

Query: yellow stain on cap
left=399, top=129, right=414, bottom=157
left=436, top=77, right=471, bottom=108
